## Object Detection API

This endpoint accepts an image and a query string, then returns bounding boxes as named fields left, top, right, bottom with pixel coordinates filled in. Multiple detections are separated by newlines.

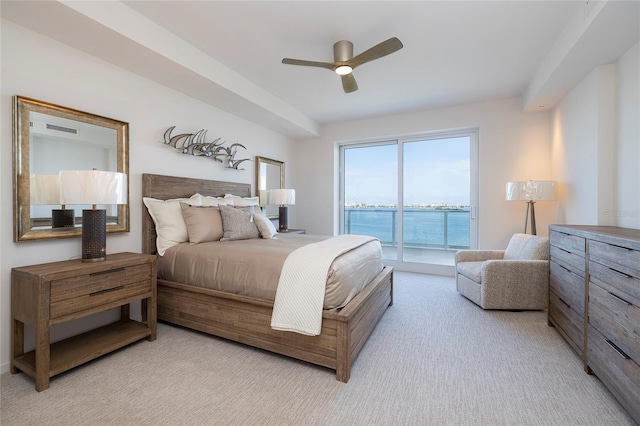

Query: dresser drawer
left=589, top=282, right=640, bottom=363
left=589, top=260, right=640, bottom=307
left=550, top=261, right=585, bottom=317
left=549, top=245, right=585, bottom=276
left=589, top=240, right=640, bottom=277
left=588, top=325, right=640, bottom=422
left=550, top=230, right=586, bottom=255
left=549, top=291, right=584, bottom=357
left=50, top=264, right=152, bottom=319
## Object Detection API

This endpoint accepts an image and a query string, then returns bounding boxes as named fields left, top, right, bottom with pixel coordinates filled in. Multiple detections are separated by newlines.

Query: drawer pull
left=605, top=339, right=631, bottom=360
left=558, top=297, right=571, bottom=309
left=608, top=267, right=632, bottom=279
left=608, top=292, right=632, bottom=306
left=90, top=285, right=125, bottom=296
left=558, top=264, right=571, bottom=273
left=90, top=267, right=126, bottom=277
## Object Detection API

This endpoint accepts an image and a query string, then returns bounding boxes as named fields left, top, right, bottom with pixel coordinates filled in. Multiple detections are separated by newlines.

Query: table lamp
left=59, top=170, right=127, bottom=262
left=269, top=188, right=295, bottom=232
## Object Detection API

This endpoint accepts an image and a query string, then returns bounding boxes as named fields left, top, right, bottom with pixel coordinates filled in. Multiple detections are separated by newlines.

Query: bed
left=141, top=173, right=393, bottom=382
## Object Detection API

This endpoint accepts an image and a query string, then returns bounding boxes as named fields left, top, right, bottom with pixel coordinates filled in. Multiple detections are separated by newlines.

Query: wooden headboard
left=141, top=173, right=252, bottom=255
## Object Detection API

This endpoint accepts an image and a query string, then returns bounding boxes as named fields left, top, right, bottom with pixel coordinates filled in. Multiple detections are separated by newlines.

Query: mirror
left=255, top=156, right=284, bottom=219
left=13, top=96, right=129, bottom=241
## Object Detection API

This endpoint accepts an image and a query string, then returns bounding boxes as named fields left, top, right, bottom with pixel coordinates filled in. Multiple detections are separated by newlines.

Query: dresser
left=11, top=252, right=157, bottom=391
left=548, top=225, right=640, bottom=422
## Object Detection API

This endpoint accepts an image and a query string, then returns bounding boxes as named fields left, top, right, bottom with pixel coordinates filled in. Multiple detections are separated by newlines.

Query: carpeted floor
left=1, top=272, right=635, bottom=425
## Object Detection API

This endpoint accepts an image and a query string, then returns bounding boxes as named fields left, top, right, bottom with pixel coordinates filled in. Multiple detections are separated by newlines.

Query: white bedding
left=271, top=235, right=378, bottom=336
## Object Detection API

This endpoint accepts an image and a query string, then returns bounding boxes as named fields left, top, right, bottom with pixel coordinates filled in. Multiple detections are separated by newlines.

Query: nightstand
left=11, top=252, right=157, bottom=391
left=280, top=229, right=306, bottom=234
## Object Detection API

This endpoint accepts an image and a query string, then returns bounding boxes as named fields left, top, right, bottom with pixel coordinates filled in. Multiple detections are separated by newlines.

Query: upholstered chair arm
left=480, top=260, right=550, bottom=310
left=455, top=250, right=505, bottom=264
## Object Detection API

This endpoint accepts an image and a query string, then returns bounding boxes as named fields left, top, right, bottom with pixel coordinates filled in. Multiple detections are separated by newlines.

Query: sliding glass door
left=340, top=129, right=478, bottom=271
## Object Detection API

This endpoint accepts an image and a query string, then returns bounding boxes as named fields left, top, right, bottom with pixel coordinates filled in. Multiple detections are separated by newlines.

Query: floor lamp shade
left=30, top=174, right=75, bottom=228
left=269, top=189, right=295, bottom=232
left=506, top=180, right=557, bottom=235
left=59, top=170, right=128, bottom=262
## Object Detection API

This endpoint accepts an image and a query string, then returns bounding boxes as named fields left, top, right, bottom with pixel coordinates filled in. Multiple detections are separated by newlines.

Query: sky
left=344, top=136, right=470, bottom=206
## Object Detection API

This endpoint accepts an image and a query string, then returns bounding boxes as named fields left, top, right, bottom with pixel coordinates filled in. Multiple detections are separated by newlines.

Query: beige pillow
left=219, top=205, right=260, bottom=241
left=180, top=203, right=224, bottom=243
left=143, top=194, right=201, bottom=256
left=254, top=213, right=277, bottom=239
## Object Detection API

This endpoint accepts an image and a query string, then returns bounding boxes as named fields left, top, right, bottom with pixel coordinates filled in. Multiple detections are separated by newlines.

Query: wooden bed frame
left=142, top=173, right=393, bottom=382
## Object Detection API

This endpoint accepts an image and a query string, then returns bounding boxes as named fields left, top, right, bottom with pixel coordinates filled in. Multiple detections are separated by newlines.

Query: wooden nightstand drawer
left=50, top=264, right=152, bottom=319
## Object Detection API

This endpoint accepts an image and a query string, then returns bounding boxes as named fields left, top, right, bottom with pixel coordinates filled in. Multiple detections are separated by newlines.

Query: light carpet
left=1, top=272, right=635, bottom=425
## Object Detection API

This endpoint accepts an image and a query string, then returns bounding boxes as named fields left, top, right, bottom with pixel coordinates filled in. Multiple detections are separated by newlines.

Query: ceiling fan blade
left=347, top=37, right=403, bottom=68
left=282, top=58, right=336, bottom=71
left=341, top=73, right=358, bottom=93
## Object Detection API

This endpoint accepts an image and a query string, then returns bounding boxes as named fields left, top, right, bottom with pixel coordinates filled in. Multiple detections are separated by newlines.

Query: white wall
left=294, top=97, right=554, bottom=251
left=552, top=42, right=639, bottom=228
left=0, top=21, right=296, bottom=374
left=615, top=42, right=640, bottom=229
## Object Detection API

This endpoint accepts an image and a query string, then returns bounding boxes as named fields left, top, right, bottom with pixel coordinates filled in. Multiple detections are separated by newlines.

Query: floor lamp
left=506, top=180, right=557, bottom=235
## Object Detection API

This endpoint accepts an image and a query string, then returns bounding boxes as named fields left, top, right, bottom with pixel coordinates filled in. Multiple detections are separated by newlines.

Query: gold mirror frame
left=255, top=156, right=284, bottom=219
left=13, top=96, right=130, bottom=241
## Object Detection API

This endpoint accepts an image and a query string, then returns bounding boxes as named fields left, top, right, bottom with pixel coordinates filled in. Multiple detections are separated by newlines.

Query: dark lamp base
left=278, top=205, right=289, bottom=232
left=82, top=209, right=107, bottom=262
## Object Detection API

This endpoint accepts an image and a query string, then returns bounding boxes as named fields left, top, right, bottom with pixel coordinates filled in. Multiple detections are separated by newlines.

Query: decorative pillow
left=219, top=205, right=260, bottom=241
left=143, top=194, right=201, bottom=256
left=253, top=213, right=277, bottom=239
left=180, top=203, right=224, bottom=243
left=224, top=194, right=260, bottom=206
left=197, top=194, right=230, bottom=207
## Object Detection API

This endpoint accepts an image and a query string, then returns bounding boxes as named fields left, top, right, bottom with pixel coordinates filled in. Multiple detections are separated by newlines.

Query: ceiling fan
left=282, top=37, right=403, bottom=93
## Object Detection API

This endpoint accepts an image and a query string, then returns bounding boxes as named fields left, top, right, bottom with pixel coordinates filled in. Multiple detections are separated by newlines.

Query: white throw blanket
left=270, top=234, right=377, bottom=336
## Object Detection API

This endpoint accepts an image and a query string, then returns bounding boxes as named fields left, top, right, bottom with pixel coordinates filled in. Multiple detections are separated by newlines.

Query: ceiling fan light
left=335, top=65, right=353, bottom=75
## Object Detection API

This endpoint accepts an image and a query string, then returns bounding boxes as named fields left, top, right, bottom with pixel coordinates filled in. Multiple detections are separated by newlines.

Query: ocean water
left=344, top=208, right=470, bottom=249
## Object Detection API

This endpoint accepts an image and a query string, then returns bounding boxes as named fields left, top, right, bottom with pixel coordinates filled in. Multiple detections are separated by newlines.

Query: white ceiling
left=2, top=1, right=639, bottom=138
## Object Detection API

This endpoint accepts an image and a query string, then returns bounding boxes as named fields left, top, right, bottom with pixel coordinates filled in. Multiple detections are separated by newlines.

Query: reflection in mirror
left=13, top=96, right=129, bottom=241
left=255, top=156, right=284, bottom=219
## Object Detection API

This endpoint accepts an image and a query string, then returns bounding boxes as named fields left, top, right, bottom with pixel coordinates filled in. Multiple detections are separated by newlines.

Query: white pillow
left=254, top=213, right=278, bottom=239
left=143, top=194, right=201, bottom=256
left=224, top=193, right=260, bottom=206
left=198, top=194, right=231, bottom=207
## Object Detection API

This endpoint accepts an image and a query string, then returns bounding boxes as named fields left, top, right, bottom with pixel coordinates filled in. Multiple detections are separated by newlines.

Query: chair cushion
left=456, top=261, right=483, bottom=283
left=519, top=237, right=549, bottom=260
left=504, top=233, right=549, bottom=260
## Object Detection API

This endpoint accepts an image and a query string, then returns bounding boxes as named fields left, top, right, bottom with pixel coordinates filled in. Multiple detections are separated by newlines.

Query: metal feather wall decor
left=161, top=126, right=250, bottom=170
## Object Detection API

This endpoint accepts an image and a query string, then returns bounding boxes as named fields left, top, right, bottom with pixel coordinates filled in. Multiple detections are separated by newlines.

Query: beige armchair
left=455, top=233, right=549, bottom=310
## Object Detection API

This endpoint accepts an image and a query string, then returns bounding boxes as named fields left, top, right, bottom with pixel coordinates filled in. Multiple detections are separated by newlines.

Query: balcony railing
left=344, top=208, right=470, bottom=250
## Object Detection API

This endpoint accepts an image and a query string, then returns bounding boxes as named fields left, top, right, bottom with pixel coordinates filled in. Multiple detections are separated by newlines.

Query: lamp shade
left=30, top=174, right=60, bottom=205
left=506, top=180, right=557, bottom=201
left=59, top=170, right=127, bottom=205
left=269, top=188, right=295, bottom=206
